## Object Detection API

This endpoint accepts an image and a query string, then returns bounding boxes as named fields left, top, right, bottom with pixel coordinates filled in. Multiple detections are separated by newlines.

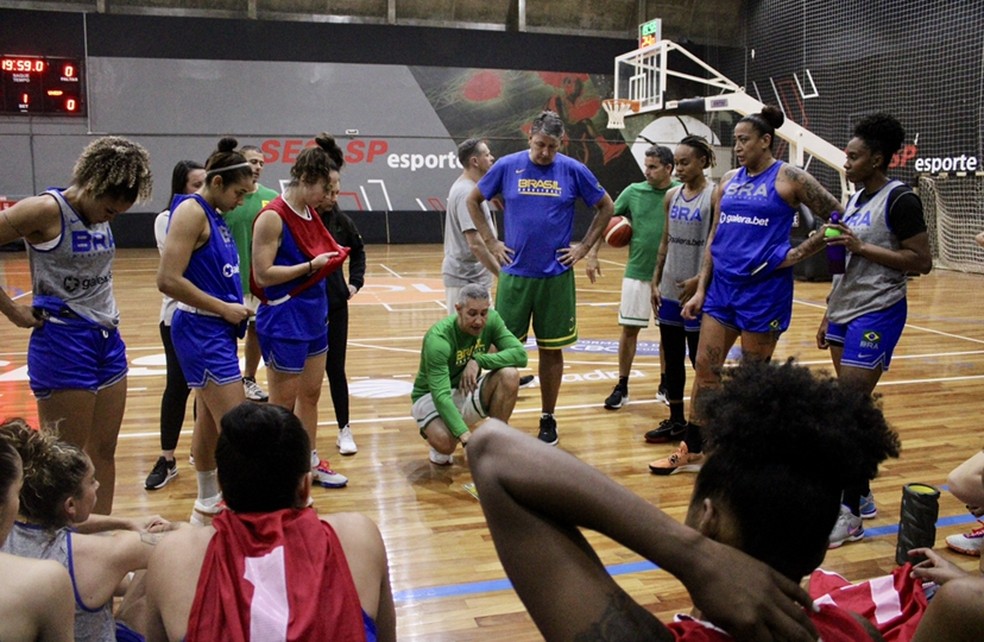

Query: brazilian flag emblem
left=863, top=330, right=881, bottom=343
left=769, top=319, right=781, bottom=330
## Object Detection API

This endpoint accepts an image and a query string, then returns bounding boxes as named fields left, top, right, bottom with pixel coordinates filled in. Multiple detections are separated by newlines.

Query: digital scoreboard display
left=1, top=56, right=84, bottom=116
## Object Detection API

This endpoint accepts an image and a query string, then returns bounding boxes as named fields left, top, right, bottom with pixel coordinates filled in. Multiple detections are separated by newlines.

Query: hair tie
left=206, top=161, right=251, bottom=176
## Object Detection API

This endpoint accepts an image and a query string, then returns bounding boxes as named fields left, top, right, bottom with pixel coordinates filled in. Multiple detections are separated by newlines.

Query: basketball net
left=602, top=98, right=640, bottom=129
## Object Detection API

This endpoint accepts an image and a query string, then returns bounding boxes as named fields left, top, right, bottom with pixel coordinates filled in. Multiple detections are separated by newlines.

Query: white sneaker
left=828, top=504, right=864, bottom=548
left=242, top=376, right=269, bottom=402
left=429, top=448, right=453, bottom=465
left=191, top=493, right=224, bottom=526
left=336, top=425, right=357, bottom=455
left=312, top=459, right=348, bottom=488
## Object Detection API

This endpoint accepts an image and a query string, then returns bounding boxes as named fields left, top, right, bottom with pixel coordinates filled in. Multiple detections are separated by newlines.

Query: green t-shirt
left=224, top=183, right=280, bottom=293
left=614, top=179, right=680, bottom=281
left=411, top=309, right=528, bottom=437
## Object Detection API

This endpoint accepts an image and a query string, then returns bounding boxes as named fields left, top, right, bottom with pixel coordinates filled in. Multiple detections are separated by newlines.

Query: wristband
left=308, top=260, right=313, bottom=274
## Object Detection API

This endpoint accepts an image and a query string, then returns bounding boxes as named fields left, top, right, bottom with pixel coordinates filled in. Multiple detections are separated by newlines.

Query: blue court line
left=393, top=511, right=979, bottom=604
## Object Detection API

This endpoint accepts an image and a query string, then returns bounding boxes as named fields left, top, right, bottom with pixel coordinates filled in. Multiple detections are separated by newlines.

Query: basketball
left=604, top=215, right=632, bottom=247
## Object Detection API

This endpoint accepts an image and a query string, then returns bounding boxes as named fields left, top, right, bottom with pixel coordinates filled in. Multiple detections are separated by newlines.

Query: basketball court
left=2, top=242, right=983, bottom=639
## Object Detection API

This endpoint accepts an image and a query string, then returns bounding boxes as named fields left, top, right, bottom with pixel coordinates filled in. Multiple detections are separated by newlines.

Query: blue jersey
left=169, top=194, right=243, bottom=305
left=255, top=221, right=329, bottom=341
left=713, top=162, right=796, bottom=282
left=478, top=150, right=606, bottom=278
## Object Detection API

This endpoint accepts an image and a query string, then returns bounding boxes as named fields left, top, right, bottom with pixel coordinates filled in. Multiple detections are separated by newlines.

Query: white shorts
left=618, top=277, right=654, bottom=327
left=412, top=373, right=490, bottom=437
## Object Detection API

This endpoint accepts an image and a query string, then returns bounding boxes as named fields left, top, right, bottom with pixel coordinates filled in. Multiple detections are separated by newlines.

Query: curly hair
left=217, top=403, right=310, bottom=513
left=691, top=359, right=900, bottom=580
left=0, top=419, right=89, bottom=530
left=72, top=136, right=153, bottom=203
left=0, top=438, right=20, bottom=507
left=853, top=113, right=905, bottom=171
left=738, top=105, right=785, bottom=150
left=288, top=133, right=343, bottom=186
left=678, top=135, right=717, bottom=168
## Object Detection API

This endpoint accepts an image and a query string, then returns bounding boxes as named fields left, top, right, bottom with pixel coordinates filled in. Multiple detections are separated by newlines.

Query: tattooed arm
left=779, top=164, right=844, bottom=220
left=776, top=165, right=844, bottom=269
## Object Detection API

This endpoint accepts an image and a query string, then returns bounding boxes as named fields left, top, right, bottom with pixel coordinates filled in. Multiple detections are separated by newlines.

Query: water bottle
left=895, top=483, right=941, bottom=565
left=824, top=212, right=846, bottom=274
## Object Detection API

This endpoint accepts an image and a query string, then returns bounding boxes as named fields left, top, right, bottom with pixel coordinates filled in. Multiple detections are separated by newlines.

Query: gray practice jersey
left=27, top=189, right=119, bottom=328
left=659, top=184, right=714, bottom=301
left=443, top=175, right=496, bottom=289
left=2, top=524, right=116, bottom=642
left=827, top=180, right=910, bottom=324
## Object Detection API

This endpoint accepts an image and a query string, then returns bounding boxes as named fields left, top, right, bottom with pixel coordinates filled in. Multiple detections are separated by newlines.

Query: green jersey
left=224, top=183, right=280, bottom=293
left=411, top=309, right=527, bottom=437
left=614, top=179, right=680, bottom=281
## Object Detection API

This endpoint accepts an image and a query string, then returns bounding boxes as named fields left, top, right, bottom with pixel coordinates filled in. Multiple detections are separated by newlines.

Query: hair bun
left=760, top=105, right=785, bottom=130
left=315, top=132, right=344, bottom=169
left=217, top=137, right=239, bottom=153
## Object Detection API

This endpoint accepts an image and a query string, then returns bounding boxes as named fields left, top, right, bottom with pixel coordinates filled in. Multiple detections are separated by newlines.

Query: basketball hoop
left=602, top=98, right=640, bottom=129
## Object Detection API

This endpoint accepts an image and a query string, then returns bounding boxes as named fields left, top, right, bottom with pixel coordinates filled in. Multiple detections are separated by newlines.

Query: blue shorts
left=703, top=269, right=793, bottom=334
left=27, top=315, right=127, bottom=399
left=171, top=310, right=242, bottom=388
left=825, top=298, right=907, bottom=371
left=260, top=331, right=329, bottom=373
left=658, top=299, right=702, bottom=332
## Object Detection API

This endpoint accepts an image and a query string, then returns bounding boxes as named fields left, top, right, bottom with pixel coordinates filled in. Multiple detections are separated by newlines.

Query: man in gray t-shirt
left=443, top=138, right=498, bottom=311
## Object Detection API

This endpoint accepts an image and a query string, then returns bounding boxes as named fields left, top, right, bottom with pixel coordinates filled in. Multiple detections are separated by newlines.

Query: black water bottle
left=824, top=212, right=846, bottom=274
left=896, top=483, right=941, bottom=565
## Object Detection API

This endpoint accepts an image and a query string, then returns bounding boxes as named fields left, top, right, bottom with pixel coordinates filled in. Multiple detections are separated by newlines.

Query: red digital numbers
left=2, top=56, right=83, bottom=115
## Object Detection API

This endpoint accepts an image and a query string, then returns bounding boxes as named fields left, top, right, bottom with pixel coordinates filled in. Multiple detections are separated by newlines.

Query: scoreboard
left=1, top=55, right=85, bottom=115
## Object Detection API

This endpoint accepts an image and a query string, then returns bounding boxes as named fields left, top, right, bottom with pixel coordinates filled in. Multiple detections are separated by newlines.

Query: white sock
left=310, top=450, right=319, bottom=468
left=196, top=469, right=219, bottom=501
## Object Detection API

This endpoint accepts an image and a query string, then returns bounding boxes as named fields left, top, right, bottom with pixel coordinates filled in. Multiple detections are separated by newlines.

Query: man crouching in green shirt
left=411, top=283, right=527, bottom=465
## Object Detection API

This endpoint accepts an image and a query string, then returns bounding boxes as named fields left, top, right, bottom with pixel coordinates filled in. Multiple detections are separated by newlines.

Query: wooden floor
left=2, top=244, right=983, bottom=640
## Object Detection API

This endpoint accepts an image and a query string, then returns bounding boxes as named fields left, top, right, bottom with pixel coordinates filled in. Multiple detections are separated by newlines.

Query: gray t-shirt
left=442, top=175, right=495, bottom=288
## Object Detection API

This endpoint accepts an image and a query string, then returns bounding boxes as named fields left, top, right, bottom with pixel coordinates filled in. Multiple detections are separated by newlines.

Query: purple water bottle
left=824, top=212, right=845, bottom=274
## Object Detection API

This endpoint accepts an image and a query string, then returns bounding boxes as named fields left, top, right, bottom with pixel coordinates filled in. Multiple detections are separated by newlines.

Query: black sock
left=684, top=423, right=703, bottom=454
left=617, top=376, right=628, bottom=391
left=669, top=401, right=685, bottom=423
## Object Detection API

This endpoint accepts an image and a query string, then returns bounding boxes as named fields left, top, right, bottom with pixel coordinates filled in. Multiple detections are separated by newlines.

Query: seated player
left=0, top=418, right=178, bottom=642
left=469, top=359, right=900, bottom=640
left=0, top=437, right=75, bottom=642
left=143, top=403, right=395, bottom=642
left=909, top=546, right=984, bottom=642
left=943, top=450, right=984, bottom=556
left=411, top=283, right=527, bottom=464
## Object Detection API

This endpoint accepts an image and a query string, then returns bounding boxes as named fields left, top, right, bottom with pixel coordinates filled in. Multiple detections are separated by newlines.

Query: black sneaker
left=519, top=374, right=535, bottom=388
left=604, top=386, right=628, bottom=410
left=644, top=419, right=688, bottom=444
left=145, top=456, right=177, bottom=490
left=538, top=414, right=558, bottom=446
